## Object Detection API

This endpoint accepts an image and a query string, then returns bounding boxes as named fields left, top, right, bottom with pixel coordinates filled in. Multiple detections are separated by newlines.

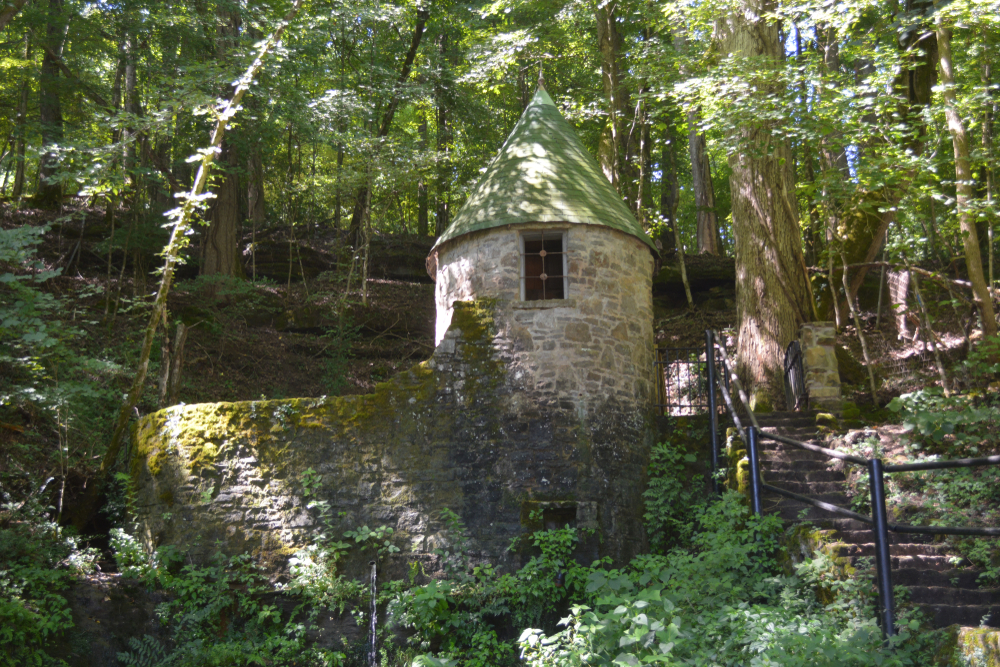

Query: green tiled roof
left=431, top=87, right=656, bottom=254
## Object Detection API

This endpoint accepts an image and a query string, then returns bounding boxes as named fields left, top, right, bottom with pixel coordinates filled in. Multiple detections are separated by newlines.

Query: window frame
left=519, top=230, right=568, bottom=301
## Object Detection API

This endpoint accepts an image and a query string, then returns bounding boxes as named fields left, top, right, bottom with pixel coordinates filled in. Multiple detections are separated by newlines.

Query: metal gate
left=654, top=347, right=727, bottom=416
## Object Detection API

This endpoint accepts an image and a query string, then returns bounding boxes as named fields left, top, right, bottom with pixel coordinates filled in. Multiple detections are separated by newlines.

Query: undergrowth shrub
left=643, top=437, right=706, bottom=553
left=880, top=356, right=1000, bottom=585
left=116, top=552, right=346, bottom=667
left=0, top=499, right=97, bottom=666
left=518, top=492, right=938, bottom=667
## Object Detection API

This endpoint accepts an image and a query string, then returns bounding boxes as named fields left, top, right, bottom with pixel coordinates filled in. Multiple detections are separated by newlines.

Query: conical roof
left=431, top=88, right=656, bottom=254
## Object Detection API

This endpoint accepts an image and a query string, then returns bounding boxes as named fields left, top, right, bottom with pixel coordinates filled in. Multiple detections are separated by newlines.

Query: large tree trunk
left=201, top=141, right=243, bottom=277
left=12, top=35, right=29, bottom=200
left=200, top=7, right=244, bottom=278
left=718, top=0, right=813, bottom=408
left=596, top=0, right=637, bottom=201
left=36, top=0, right=65, bottom=209
left=688, top=112, right=720, bottom=255
left=937, top=16, right=997, bottom=338
left=245, top=28, right=267, bottom=228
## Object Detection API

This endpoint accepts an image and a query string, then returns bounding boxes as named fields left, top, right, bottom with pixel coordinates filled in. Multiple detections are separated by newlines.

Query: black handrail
left=702, top=330, right=1000, bottom=640
left=884, top=454, right=1000, bottom=472
left=760, top=483, right=874, bottom=524
left=765, top=432, right=867, bottom=465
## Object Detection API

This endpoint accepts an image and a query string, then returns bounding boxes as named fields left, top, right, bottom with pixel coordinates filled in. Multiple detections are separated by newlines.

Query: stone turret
left=428, top=87, right=657, bottom=416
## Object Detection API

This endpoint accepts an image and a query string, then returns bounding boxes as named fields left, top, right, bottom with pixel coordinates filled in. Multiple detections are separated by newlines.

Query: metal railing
left=701, top=329, right=1000, bottom=639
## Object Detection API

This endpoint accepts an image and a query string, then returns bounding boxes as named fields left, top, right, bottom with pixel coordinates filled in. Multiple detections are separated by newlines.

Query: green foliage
left=390, top=511, right=601, bottom=666
left=0, top=501, right=95, bottom=666
left=117, top=553, right=345, bottom=667
left=518, top=493, right=937, bottom=667
left=866, top=357, right=1000, bottom=589
left=319, top=316, right=360, bottom=396
left=281, top=468, right=363, bottom=611
left=642, top=438, right=705, bottom=553
left=344, top=525, right=401, bottom=559
left=110, top=528, right=161, bottom=580
left=888, top=389, right=999, bottom=456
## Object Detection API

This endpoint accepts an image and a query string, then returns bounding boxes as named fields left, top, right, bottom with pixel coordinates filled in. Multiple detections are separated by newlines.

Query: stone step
left=824, top=518, right=879, bottom=533
left=775, top=504, right=854, bottom=524
left=830, top=542, right=947, bottom=558
left=759, top=429, right=819, bottom=441
left=763, top=460, right=830, bottom=472
left=851, top=554, right=956, bottom=571
left=754, top=412, right=820, bottom=426
left=767, top=470, right=846, bottom=483
left=762, top=480, right=847, bottom=495
left=907, top=586, right=1000, bottom=606
left=834, top=530, right=932, bottom=545
left=912, top=604, right=1000, bottom=628
left=760, top=449, right=831, bottom=463
left=767, top=492, right=851, bottom=507
left=893, top=568, right=987, bottom=589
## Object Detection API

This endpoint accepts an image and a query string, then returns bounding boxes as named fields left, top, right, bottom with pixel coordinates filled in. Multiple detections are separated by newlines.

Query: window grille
left=520, top=231, right=567, bottom=301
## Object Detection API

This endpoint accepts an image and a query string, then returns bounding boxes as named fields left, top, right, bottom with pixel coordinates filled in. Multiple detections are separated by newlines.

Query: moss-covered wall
left=130, top=300, right=654, bottom=579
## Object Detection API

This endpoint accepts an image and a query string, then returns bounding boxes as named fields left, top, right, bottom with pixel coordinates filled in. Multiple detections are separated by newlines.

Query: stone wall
left=129, top=300, right=653, bottom=579
left=433, top=223, right=656, bottom=414
left=799, top=321, right=841, bottom=412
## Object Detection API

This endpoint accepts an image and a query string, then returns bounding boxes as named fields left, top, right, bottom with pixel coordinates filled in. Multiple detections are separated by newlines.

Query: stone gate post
left=799, top=322, right=841, bottom=413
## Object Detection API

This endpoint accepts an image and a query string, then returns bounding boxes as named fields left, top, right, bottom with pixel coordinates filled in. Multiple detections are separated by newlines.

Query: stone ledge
left=511, top=298, right=578, bottom=310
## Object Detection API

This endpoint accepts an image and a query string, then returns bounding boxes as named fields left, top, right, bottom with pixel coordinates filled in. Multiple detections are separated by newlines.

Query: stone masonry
left=433, top=222, right=656, bottom=416
left=129, top=300, right=653, bottom=580
left=798, top=321, right=841, bottom=412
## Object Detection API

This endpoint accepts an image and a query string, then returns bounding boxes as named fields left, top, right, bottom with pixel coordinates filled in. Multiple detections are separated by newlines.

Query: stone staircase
left=753, top=411, right=1000, bottom=629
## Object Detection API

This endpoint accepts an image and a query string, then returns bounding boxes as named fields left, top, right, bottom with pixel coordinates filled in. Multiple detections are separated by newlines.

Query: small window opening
left=542, top=506, right=576, bottom=531
left=521, top=231, right=566, bottom=301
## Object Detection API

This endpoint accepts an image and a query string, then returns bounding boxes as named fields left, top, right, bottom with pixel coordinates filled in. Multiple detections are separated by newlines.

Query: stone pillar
left=799, top=322, right=841, bottom=413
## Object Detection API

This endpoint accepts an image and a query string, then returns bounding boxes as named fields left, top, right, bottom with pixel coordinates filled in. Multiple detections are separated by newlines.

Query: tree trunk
left=12, top=35, right=30, bottom=200
left=36, top=0, right=65, bottom=209
left=248, top=147, right=265, bottom=225
left=201, top=142, right=243, bottom=277
left=435, top=30, right=450, bottom=237
left=158, top=322, right=188, bottom=408
left=983, top=56, right=996, bottom=291
left=200, top=7, right=244, bottom=279
left=937, top=16, right=997, bottom=338
left=596, top=0, right=636, bottom=200
left=718, top=0, right=813, bottom=408
left=348, top=9, right=430, bottom=241
left=418, top=110, right=429, bottom=236
left=123, top=32, right=139, bottom=176
left=688, top=112, right=719, bottom=255
left=659, top=131, right=678, bottom=253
